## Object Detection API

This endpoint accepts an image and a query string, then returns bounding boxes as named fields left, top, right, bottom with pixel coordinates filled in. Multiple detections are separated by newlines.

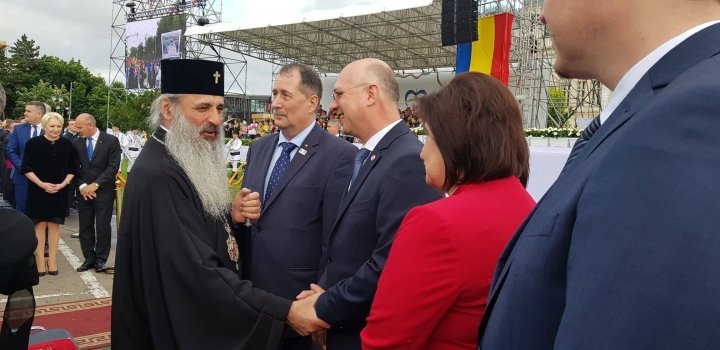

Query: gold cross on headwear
left=213, top=71, right=221, bottom=84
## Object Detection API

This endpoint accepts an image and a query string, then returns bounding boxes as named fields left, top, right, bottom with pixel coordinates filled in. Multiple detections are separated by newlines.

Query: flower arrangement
left=524, top=127, right=582, bottom=138
left=410, top=127, right=426, bottom=136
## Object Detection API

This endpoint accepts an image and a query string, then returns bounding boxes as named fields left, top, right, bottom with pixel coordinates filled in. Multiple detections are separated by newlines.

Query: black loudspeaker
left=441, top=0, right=479, bottom=47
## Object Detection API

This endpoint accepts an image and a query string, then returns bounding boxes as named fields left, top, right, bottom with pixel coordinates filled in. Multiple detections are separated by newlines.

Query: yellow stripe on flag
left=469, top=16, right=495, bottom=74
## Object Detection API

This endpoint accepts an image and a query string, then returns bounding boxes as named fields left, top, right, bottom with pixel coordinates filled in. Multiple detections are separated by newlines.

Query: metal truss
left=185, top=0, right=605, bottom=128
left=109, top=0, right=248, bottom=125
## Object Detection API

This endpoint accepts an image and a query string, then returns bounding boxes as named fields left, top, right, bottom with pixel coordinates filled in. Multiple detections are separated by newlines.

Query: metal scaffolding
left=478, top=0, right=606, bottom=128
left=108, top=0, right=247, bottom=97
left=176, top=0, right=606, bottom=128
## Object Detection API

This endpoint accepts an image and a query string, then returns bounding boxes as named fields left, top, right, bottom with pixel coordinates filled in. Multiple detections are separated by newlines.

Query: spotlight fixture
left=197, top=16, right=210, bottom=26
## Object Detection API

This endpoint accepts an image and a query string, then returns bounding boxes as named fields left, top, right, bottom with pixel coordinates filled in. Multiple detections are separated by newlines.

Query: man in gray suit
left=479, top=0, right=720, bottom=349
left=238, top=63, right=356, bottom=350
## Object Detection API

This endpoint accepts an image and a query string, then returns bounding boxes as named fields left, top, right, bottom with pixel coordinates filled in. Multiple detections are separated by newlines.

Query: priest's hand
left=232, top=188, right=261, bottom=224
left=287, top=286, right=330, bottom=336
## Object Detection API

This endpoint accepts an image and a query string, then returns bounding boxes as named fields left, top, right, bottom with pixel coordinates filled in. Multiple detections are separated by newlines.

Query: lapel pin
left=298, top=148, right=307, bottom=156
left=370, top=155, right=376, bottom=161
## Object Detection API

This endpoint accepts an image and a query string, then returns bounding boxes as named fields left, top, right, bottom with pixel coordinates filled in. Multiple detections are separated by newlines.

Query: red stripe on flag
left=490, top=13, right=514, bottom=85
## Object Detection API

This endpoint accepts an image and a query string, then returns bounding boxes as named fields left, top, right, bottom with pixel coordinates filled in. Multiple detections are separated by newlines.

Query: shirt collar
left=362, top=119, right=402, bottom=151
left=277, top=121, right=315, bottom=149
left=88, top=128, right=100, bottom=141
left=600, top=20, right=720, bottom=124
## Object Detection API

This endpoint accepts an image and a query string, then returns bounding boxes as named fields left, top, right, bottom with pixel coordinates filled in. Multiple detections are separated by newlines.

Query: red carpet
left=2, top=297, right=112, bottom=349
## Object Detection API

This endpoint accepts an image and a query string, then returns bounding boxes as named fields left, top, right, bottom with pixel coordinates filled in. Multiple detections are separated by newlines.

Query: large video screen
left=125, top=15, right=185, bottom=90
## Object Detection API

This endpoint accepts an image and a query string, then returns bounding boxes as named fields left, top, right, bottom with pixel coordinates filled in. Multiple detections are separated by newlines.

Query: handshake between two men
left=232, top=188, right=332, bottom=345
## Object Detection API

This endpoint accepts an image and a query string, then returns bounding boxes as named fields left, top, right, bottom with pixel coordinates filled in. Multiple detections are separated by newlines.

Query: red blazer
left=361, top=177, right=535, bottom=350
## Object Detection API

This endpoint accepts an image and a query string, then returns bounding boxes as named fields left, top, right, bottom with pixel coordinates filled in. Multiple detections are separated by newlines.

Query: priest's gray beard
left=165, top=112, right=230, bottom=220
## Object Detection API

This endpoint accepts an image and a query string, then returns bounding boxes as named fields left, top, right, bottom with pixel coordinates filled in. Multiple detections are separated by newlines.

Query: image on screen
left=125, top=15, right=185, bottom=90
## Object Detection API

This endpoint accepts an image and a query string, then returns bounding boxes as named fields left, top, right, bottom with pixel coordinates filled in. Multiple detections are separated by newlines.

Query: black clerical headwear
left=161, top=59, right=224, bottom=96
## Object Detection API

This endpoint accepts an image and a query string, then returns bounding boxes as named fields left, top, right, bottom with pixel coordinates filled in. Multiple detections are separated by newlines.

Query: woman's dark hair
left=416, top=72, right=529, bottom=190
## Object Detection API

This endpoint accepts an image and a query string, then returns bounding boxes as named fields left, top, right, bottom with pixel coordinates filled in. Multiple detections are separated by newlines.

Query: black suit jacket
left=72, top=131, right=121, bottom=201
left=315, top=122, right=442, bottom=349
left=241, top=124, right=356, bottom=300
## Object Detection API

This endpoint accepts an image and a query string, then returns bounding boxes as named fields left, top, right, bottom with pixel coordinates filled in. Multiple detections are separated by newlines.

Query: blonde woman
left=22, top=112, right=79, bottom=276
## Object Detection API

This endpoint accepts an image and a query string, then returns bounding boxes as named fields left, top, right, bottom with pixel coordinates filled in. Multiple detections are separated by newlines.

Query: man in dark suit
left=290, top=58, right=442, bottom=349
left=479, top=1, right=720, bottom=349
left=6, top=101, right=46, bottom=213
left=239, top=63, right=356, bottom=350
left=63, top=118, right=79, bottom=215
left=72, top=113, right=120, bottom=273
left=62, top=119, right=78, bottom=141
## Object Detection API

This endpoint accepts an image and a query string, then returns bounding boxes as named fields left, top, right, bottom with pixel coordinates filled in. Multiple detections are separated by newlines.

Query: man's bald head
left=76, top=113, right=96, bottom=126
left=342, top=58, right=399, bottom=104
left=75, top=113, right=98, bottom=138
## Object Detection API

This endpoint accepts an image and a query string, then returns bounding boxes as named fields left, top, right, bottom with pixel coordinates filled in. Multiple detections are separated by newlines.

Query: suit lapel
left=582, top=23, right=720, bottom=163
left=263, top=126, right=322, bottom=211
left=251, top=133, right=278, bottom=203
left=331, top=122, right=409, bottom=232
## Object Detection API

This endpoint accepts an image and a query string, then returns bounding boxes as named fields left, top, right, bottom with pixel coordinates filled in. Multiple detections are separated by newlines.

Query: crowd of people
left=3, top=1, right=720, bottom=348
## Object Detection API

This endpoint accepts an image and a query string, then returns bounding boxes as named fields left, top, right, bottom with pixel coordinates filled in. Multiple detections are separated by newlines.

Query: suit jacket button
left=328, top=257, right=332, bottom=263
left=256, top=225, right=262, bottom=232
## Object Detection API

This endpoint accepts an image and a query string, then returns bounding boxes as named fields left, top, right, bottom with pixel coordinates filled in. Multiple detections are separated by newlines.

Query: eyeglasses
left=332, top=83, right=370, bottom=101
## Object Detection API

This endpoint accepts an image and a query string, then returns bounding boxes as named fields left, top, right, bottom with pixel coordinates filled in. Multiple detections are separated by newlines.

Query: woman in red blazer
left=361, top=72, right=535, bottom=350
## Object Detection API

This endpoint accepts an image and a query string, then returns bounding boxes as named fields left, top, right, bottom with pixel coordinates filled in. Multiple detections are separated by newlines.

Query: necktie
left=265, top=142, right=297, bottom=202
left=562, top=115, right=601, bottom=172
left=87, top=138, right=94, bottom=161
left=349, top=148, right=371, bottom=189
left=31, top=126, right=37, bottom=138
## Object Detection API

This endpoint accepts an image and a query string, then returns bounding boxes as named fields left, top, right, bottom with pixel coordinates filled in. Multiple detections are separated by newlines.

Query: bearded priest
left=111, top=59, right=316, bottom=349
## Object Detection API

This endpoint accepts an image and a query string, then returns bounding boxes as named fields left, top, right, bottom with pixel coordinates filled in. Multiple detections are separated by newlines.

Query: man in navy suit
left=238, top=63, right=356, bottom=350
left=479, top=1, right=720, bottom=349
left=72, top=113, right=121, bottom=273
left=6, top=101, right=46, bottom=213
left=291, top=58, right=442, bottom=349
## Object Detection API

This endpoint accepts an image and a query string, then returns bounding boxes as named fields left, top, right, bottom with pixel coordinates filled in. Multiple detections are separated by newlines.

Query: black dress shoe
left=77, top=262, right=94, bottom=272
left=95, top=262, right=108, bottom=272
left=48, top=270, right=58, bottom=276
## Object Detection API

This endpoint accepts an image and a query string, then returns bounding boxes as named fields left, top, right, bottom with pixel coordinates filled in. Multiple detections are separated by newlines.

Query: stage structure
left=108, top=0, right=248, bottom=128
left=185, top=0, right=606, bottom=128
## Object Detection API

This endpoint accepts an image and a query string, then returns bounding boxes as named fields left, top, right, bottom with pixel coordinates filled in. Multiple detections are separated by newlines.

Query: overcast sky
left=1, top=0, right=426, bottom=95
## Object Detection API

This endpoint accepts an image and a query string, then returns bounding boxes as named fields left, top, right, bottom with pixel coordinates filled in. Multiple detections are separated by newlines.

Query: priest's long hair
left=148, top=94, right=231, bottom=220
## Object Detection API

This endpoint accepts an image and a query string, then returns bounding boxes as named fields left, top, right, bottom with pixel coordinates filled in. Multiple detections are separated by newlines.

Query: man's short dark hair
left=416, top=72, right=529, bottom=190
left=278, top=63, right=322, bottom=99
left=26, top=101, right=46, bottom=115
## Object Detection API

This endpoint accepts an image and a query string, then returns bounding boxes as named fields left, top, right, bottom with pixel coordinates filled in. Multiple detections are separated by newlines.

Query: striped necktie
left=562, top=116, right=601, bottom=172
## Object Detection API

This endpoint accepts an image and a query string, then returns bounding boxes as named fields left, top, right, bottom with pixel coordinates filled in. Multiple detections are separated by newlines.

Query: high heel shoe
left=37, top=271, right=47, bottom=277
left=47, top=261, right=58, bottom=275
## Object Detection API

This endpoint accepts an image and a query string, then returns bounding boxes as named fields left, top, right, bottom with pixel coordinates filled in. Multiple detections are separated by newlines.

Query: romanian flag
left=455, top=12, right=514, bottom=85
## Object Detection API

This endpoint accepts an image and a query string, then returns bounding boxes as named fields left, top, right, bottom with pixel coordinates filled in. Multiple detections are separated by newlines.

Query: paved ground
left=0, top=211, right=118, bottom=307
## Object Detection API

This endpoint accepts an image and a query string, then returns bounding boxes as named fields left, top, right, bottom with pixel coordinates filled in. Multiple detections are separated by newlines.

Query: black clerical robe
left=111, top=127, right=291, bottom=350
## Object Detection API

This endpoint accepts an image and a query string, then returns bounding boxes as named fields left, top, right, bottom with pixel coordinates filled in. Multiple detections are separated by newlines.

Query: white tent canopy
left=185, top=0, right=454, bottom=74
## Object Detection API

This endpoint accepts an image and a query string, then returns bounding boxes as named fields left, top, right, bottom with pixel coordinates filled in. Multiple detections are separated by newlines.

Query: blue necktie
left=87, top=138, right=94, bottom=161
left=562, top=115, right=601, bottom=172
left=349, top=148, right=371, bottom=189
left=265, top=142, right=297, bottom=202
left=31, top=125, right=37, bottom=138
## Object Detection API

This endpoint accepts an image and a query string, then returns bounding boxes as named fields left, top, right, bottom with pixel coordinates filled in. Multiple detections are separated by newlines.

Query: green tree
left=547, top=86, right=572, bottom=128
left=15, top=80, right=71, bottom=115
left=1, top=34, right=42, bottom=117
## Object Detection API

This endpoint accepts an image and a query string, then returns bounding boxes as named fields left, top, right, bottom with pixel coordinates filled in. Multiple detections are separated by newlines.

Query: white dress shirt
left=600, top=21, right=720, bottom=124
